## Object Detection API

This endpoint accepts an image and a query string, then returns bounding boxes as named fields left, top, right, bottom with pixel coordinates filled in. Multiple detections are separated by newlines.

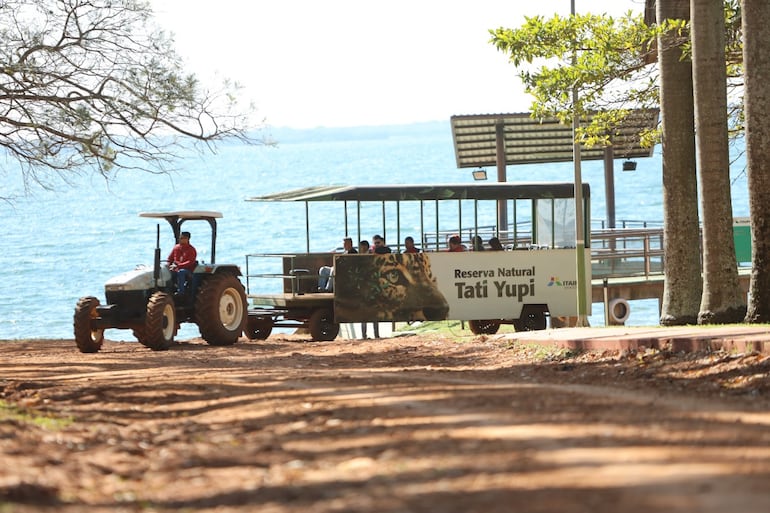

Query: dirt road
left=2, top=333, right=770, bottom=512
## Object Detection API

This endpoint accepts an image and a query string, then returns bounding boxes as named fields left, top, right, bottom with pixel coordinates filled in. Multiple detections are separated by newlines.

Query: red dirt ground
left=2, top=332, right=770, bottom=512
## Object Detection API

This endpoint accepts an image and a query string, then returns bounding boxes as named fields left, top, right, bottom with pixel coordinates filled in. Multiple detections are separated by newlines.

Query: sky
left=150, top=0, right=646, bottom=129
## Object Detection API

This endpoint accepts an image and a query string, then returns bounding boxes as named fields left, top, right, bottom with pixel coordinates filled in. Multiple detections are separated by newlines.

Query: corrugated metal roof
left=246, top=182, right=589, bottom=203
left=450, top=110, right=659, bottom=169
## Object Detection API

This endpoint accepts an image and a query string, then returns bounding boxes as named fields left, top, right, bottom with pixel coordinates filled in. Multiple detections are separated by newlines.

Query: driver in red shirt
left=167, top=231, right=197, bottom=295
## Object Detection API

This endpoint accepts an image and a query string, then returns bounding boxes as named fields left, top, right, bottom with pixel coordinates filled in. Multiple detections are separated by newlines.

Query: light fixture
left=472, top=168, right=487, bottom=181
left=622, top=159, right=637, bottom=171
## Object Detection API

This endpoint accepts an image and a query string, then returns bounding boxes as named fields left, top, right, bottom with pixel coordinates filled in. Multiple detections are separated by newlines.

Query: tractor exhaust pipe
left=153, top=224, right=161, bottom=286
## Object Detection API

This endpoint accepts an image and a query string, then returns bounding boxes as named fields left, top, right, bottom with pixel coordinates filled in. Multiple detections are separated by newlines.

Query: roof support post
left=304, top=202, right=310, bottom=253
left=434, top=200, right=440, bottom=251
left=396, top=201, right=401, bottom=252
left=495, top=119, right=508, bottom=234
left=343, top=200, right=350, bottom=237
left=420, top=201, right=425, bottom=250
left=604, top=146, right=616, bottom=230
left=356, top=201, right=362, bottom=249
left=381, top=201, right=386, bottom=244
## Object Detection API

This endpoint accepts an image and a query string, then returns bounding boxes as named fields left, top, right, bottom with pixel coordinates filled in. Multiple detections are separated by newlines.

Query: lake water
left=0, top=121, right=750, bottom=340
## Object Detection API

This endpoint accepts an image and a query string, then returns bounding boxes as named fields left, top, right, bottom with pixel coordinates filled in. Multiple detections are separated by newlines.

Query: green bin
left=733, top=217, right=752, bottom=265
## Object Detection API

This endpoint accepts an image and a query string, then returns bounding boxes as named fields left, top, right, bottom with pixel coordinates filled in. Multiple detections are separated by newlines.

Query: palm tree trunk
left=657, top=0, right=702, bottom=325
left=690, top=0, right=745, bottom=323
left=742, top=0, right=770, bottom=322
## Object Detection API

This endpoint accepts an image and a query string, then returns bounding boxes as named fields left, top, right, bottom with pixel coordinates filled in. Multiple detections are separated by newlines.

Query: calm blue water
left=0, top=121, right=750, bottom=340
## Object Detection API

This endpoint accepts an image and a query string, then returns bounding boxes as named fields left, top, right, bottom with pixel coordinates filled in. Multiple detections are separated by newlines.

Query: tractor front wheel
left=137, top=292, right=176, bottom=351
left=74, top=296, right=105, bottom=353
left=196, top=273, right=247, bottom=346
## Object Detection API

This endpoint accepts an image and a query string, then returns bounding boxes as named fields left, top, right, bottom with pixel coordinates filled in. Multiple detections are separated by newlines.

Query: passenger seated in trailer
left=372, top=234, right=392, bottom=254
left=471, top=235, right=485, bottom=251
left=318, top=237, right=358, bottom=292
left=402, top=236, right=420, bottom=253
left=448, top=235, right=466, bottom=252
left=358, top=240, right=370, bottom=254
left=342, top=237, right=358, bottom=254
left=317, top=266, right=333, bottom=292
left=488, top=237, right=504, bottom=251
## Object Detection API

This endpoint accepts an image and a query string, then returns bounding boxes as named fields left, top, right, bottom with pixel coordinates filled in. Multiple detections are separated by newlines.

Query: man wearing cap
left=167, top=231, right=197, bottom=296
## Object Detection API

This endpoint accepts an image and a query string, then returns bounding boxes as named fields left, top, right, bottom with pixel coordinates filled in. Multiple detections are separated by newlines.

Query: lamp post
left=571, top=0, right=589, bottom=326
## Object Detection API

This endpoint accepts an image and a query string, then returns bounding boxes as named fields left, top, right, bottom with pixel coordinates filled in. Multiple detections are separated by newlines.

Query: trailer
left=243, top=182, right=592, bottom=341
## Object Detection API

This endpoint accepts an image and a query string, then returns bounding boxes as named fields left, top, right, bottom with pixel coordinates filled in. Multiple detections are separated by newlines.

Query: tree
left=690, top=0, right=745, bottom=323
left=742, top=0, right=770, bottom=322
left=492, top=4, right=752, bottom=326
left=489, top=12, right=659, bottom=141
left=657, top=0, right=702, bottom=325
left=0, top=0, right=263, bottom=191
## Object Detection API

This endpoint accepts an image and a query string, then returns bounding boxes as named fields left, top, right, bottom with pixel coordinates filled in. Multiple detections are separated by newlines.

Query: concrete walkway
left=503, top=324, right=770, bottom=354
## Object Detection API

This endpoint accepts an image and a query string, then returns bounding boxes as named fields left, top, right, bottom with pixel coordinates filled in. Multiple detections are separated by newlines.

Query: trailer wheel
left=196, top=273, right=247, bottom=346
left=74, top=296, right=105, bottom=353
left=468, top=319, right=501, bottom=335
left=309, top=308, right=339, bottom=341
left=138, top=292, right=176, bottom=351
left=514, top=305, right=548, bottom=331
left=245, top=315, right=273, bottom=340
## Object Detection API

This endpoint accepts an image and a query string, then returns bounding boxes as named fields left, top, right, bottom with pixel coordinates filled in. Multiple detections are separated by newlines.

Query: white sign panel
left=333, top=249, right=591, bottom=323
left=427, top=249, right=591, bottom=319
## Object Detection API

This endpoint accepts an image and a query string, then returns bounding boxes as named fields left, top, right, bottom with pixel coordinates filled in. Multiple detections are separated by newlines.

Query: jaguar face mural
left=334, top=253, right=450, bottom=322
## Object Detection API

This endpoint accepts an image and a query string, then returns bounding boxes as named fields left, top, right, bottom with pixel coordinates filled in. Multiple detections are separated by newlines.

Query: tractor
left=73, top=211, right=247, bottom=352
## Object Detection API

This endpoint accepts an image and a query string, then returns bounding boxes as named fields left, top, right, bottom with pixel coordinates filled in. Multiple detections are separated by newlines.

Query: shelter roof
left=450, top=110, right=659, bottom=168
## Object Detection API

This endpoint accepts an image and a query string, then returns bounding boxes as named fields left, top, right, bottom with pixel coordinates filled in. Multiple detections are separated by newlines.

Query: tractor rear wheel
left=196, top=273, right=247, bottom=346
left=137, top=292, right=176, bottom=351
left=74, top=296, right=105, bottom=353
left=309, top=308, right=339, bottom=341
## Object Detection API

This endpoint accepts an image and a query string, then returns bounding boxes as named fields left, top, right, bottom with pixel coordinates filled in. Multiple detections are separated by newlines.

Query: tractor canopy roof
left=139, top=211, right=222, bottom=221
left=139, top=211, right=222, bottom=263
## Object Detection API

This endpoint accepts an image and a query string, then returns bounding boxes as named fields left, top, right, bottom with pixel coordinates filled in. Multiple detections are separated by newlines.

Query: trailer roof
left=246, top=182, right=589, bottom=203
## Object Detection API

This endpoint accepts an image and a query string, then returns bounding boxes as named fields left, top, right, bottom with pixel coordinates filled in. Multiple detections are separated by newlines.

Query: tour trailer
left=243, top=182, right=592, bottom=341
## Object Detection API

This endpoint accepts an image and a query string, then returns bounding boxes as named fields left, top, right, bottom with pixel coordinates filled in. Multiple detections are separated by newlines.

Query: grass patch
left=395, top=320, right=519, bottom=335
left=393, top=320, right=521, bottom=343
left=499, top=339, right=580, bottom=361
left=0, top=400, right=73, bottom=430
left=394, top=320, right=465, bottom=336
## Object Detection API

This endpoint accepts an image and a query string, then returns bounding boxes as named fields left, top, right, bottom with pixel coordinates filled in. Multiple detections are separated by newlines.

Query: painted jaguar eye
left=385, top=269, right=402, bottom=284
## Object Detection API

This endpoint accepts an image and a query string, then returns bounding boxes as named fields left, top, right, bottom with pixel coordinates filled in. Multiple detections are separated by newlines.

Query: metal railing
left=421, top=222, right=667, bottom=279
left=244, top=226, right=669, bottom=298
left=590, top=227, right=665, bottom=279
left=245, top=253, right=314, bottom=296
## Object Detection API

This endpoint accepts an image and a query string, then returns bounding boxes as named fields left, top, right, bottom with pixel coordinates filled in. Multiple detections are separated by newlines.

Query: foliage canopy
left=0, top=0, right=263, bottom=188
left=489, top=3, right=743, bottom=149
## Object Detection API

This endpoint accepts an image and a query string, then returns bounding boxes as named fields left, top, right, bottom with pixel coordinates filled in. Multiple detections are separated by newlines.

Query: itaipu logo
left=547, top=276, right=578, bottom=288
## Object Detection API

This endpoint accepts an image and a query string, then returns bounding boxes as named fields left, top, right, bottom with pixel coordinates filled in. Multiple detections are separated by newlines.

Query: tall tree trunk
left=742, top=0, right=770, bottom=322
left=657, top=0, right=702, bottom=325
left=690, top=0, right=745, bottom=323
